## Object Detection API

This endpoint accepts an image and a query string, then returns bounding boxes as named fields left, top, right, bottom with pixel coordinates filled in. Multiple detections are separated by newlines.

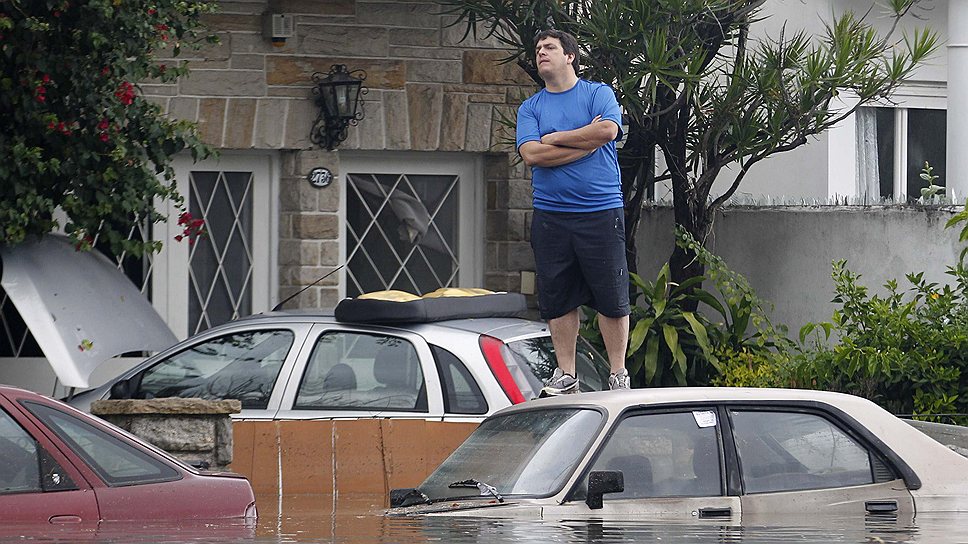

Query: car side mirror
left=585, top=470, right=624, bottom=510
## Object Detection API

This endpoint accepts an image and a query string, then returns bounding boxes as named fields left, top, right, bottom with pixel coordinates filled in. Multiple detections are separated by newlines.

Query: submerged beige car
left=389, top=388, right=968, bottom=519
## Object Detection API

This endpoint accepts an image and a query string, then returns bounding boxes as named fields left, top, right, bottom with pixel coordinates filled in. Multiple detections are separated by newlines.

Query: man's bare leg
left=548, top=308, right=580, bottom=377
left=598, top=314, right=629, bottom=373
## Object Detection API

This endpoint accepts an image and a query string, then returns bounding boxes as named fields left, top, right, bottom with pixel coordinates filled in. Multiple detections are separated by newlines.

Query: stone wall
left=91, top=398, right=241, bottom=470
left=145, top=0, right=539, bottom=308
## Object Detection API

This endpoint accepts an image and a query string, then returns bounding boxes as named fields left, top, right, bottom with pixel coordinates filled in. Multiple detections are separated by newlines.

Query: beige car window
left=588, top=411, right=722, bottom=499
left=729, top=410, right=873, bottom=494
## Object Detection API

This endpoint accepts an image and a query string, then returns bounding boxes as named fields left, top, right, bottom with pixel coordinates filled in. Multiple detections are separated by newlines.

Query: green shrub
left=794, top=261, right=968, bottom=424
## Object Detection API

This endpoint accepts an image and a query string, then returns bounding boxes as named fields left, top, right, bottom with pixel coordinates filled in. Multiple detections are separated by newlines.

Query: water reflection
left=2, top=502, right=965, bottom=543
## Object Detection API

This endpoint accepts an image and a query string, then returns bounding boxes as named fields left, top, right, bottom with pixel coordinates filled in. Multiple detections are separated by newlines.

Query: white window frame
left=836, top=87, right=947, bottom=202
left=338, top=152, right=484, bottom=299
left=154, top=152, right=279, bottom=339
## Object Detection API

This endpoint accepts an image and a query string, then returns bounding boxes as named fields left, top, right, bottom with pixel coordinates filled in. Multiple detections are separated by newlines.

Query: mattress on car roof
left=334, top=289, right=527, bottom=324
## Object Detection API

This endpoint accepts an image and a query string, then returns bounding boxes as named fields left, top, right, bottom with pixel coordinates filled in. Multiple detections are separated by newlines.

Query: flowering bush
left=0, top=0, right=217, bottom=256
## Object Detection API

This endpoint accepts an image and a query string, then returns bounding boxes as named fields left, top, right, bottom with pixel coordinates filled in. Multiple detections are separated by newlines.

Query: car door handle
left=865, top=500, right=898, bottom=514
left=49, top=515, right=83, bottom=524
left=698, top=507, right=732, bottom=519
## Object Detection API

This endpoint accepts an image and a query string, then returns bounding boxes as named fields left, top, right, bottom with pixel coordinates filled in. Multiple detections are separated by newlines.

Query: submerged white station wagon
left=389, top=388, right=968, bottom=519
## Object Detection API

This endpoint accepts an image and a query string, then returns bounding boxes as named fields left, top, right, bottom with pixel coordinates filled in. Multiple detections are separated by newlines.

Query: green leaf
left=644, top=336, right=660, bottom=384
left=683, top=311, right=713, bottom=359
left=629, top=317, right=654, bottom=354
left=661, top=323, right=679, bottom=356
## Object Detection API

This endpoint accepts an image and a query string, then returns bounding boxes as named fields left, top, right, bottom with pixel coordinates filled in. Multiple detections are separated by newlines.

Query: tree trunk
left=666, top=100, right=708, bottom=308
left=618, top=123, right=653, bottom=276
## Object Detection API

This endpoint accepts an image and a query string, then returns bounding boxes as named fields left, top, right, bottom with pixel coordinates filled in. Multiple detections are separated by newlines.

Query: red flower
left=156, top=24, right=169, bottom=31
left=47, top=121, right=55, bottom=129
left=174, top=235, right=183, bottom=242
left=100, top=66, right=110, bottom=76
left=97, top=119, right=109, bottom=130
left=42, top=74, right=50, bottom=84
left=148, top=8, right=156, bottom=15
left=114, top=81, right=135, bottom=105
left=99, top=132, right=109, bottom=142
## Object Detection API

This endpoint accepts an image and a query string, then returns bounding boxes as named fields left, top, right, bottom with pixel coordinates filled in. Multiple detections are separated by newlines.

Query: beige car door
left=549, top=408, right=742, bottom=521
left=729, top=409, right=915, bottom=517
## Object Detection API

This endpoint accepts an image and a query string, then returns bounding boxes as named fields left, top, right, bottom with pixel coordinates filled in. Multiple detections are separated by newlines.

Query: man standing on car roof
left=516, top=29, right=630, bottom=395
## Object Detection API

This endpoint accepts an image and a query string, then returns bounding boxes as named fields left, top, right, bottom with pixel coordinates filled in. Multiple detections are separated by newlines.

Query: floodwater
left=3, top=500, right=967, bottom=544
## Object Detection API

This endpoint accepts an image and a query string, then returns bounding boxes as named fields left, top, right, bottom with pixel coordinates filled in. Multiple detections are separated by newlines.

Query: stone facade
left=91, top=398, right=241, bottom=470
left=147, top=0, right=539, bottom=307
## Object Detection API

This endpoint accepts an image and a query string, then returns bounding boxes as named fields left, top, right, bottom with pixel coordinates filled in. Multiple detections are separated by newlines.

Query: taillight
left=479, top=335, right=526, bottom=404
left=244, top=501, right=258, bottom=521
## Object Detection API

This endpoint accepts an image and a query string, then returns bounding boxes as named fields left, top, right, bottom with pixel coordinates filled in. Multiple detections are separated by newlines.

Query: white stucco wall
left=635, top=206, right=963, bottom=338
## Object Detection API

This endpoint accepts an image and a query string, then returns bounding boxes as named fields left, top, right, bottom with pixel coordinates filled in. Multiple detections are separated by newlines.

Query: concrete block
left=267, top=56, right=405, bottom=90
left=284, top=98, right=316, bottom=149
left=299, top=25, right=388, bottom=57
left=167, top=97, right=199, bottom=122
left=406, top=59, right=462, bottom=83
left=280, top=177, right=319, bottom=212
left=180, top=70, right=266, bottom=96
left=254, top=98, right=288, bottom=148
left=388, top=28, right=439, bottom=47
left=197, top=98, right=226, bottom=146
left=224, top=98, right=257, bottom=149
left=384, top=91, right=410, bottom=149
left=464, top=103, right=492, bottom=152
left=407, top=84, right=443, bottom=150
left=355, top=2, right=438, bottom=28
left=439, top=93, right=468, bottom=151
left=292, top=213, right=339, bottom=239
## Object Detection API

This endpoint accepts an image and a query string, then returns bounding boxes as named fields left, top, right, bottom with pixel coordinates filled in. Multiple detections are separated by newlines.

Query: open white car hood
left=1, top=235, right=177, bottom=388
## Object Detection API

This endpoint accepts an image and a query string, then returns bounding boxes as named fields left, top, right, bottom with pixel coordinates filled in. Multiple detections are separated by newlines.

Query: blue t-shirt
left=516, top=79, right=624, bottom=212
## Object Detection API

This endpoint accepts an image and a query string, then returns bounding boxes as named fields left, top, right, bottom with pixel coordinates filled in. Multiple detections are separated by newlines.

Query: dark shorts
left=531, top=207, right=631, bottom=320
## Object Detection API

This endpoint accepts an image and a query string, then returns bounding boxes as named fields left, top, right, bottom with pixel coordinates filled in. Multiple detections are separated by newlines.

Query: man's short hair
left=535, top=29, right=580, bottom=74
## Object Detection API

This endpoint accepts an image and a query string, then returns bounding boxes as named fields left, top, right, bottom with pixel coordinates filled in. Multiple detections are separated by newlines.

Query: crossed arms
left=519, top=116, right=619, bottom=168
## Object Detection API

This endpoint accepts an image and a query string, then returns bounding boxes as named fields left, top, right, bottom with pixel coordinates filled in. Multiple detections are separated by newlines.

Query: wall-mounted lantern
left=310, top=64, right=367, bottom=151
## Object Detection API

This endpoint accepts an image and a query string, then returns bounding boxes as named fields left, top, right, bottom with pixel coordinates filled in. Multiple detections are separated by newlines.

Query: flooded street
left=3, top=502, right=966, bottom=544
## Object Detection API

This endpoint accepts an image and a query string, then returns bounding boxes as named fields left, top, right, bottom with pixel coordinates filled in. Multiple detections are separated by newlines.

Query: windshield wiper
left=448, top=479, right=504, bottom=503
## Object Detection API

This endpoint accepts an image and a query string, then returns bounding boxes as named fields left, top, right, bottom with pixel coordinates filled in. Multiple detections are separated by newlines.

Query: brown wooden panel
left=280, top=420, right=336, bottom=495
left=248, top=421, right=281, bottom=496
left=333, top=419, right=386, bottom=496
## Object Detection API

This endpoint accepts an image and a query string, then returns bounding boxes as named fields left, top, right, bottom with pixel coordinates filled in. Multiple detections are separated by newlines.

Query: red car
left=0, top=385, right=256, bottom=524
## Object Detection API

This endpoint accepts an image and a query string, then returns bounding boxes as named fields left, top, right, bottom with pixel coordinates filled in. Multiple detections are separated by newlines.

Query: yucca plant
left=582, top=263, right=720, bottom=387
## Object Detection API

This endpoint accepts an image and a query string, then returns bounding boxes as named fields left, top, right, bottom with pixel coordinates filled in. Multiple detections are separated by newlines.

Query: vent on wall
left=263, top=13, right=294, bottom=46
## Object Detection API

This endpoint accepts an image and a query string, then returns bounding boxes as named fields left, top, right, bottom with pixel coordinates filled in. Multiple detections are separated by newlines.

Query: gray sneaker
left=608, top=368, right=631, bottom=390
left=540, top=368, right=579, bottom=396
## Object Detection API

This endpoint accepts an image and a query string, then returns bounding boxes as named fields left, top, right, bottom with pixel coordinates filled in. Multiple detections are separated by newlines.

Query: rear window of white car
left=504, top=336, right=610, bottom=392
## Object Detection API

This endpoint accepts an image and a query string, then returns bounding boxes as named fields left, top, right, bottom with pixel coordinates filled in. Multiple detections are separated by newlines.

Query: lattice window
left=186, top=170, right=254, bottom=335
left=345, top=173, right=460, bottom=297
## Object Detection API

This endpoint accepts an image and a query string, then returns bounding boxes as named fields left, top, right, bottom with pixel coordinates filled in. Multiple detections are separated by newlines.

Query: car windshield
left=418, top=408, right=602, bottom=500
left=505, top=336, right=610, bottom=393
